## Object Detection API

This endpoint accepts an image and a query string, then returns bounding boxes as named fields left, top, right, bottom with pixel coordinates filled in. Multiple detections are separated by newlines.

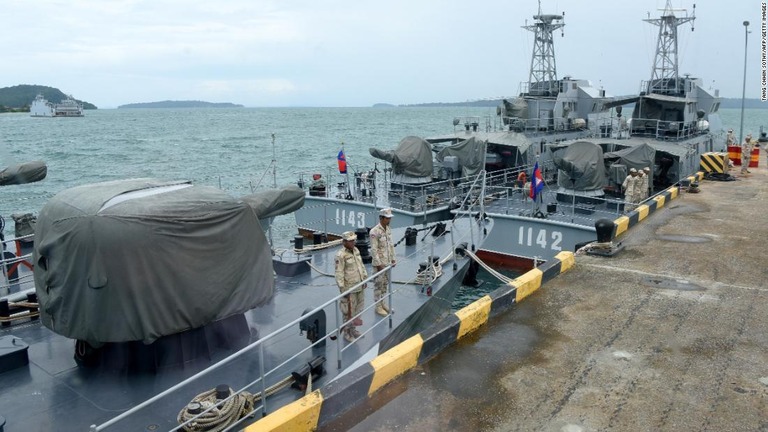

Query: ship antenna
left=522, top=3, right=565, bottom=97
left=643, top=0, right=696, bottom=95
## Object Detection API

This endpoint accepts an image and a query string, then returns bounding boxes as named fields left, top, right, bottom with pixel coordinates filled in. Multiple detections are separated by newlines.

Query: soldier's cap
left=379, top=208, right=394, bottom=218
left=341, top=231, right=357, bottom=241
left=630, top=168, right=637, bottom=173
left=728, top=129, right=733, bottom=132
left=643, top=167, right=650, bottom=172
left=747, top=134, right=753, bottom=139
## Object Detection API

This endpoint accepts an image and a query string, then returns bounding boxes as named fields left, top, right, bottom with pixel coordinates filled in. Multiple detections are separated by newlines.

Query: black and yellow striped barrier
left=246, top=251, right=575, bottom=431
left=612, top=172, right=703, bottom=239
left=700, top=152, right=728, bottom=174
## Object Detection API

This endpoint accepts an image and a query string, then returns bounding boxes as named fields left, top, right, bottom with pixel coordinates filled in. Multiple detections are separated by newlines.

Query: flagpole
left=342, top=141, right=351, bottom=199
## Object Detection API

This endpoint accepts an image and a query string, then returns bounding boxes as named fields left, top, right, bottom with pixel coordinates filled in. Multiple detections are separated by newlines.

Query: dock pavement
left=321, top=153, right=768, bottom=431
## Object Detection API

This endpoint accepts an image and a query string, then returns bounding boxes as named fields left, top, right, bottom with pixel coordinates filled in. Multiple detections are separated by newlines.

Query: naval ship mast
left=522, top=1, right=565, bottom=97
left=644, top=0, right=696, bottom=95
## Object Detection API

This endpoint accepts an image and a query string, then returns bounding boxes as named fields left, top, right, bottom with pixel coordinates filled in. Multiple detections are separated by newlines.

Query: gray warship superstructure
left=473, top=0, right=722, bottom=268
left=294, top=5, right=615, bottom=263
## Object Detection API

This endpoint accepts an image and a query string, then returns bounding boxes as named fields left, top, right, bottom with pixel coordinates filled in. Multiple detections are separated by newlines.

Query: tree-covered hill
left=0, top=85, right=96, bottom=112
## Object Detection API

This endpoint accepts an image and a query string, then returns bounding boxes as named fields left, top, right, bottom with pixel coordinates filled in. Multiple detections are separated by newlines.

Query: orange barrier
left=728, top=145, right=760, bottom=167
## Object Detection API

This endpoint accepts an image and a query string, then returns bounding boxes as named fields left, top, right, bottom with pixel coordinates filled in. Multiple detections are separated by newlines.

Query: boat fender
left=462, top=259, right=481, bottom=287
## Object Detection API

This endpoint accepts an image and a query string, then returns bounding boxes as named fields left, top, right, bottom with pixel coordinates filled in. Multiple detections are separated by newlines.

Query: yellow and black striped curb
left=612, top=172, right=703, bottom=239
left=247, top=251, right=575, bottom=431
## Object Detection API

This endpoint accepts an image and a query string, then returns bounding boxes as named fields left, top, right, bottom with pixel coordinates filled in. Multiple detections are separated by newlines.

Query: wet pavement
left=320, top=153, right=768, bottom=432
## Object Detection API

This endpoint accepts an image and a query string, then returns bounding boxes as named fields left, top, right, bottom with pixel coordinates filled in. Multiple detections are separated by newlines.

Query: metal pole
left=271, top=133, right=277, bottom=188
left=268, top=133, right=277, bottom=248
left=739, top=21, right=750, bottom=145
left=387, top=266, right=393, bottom=329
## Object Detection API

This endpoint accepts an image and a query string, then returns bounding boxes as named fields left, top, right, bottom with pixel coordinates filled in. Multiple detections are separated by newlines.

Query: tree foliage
left=0, top=84, right=97, bottom=111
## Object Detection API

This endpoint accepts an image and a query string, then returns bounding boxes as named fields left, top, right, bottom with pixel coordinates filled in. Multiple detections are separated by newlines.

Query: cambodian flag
left=337, top=149, right=347, bottom=174
left=529, top=162, right=544, bottom=200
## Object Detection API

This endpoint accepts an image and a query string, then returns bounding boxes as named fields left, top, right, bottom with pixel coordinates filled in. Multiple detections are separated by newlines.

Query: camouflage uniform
left=335, top=244, right=367, bottom=336
left=742, top=136, right=754, bottom=174
left=640, top=168, right=650, bottom=200
left=635, top=172, right=647, bottom=202
left=369, top=222, right=396, bottom=308
left=622, top=172, right=637, bottom=207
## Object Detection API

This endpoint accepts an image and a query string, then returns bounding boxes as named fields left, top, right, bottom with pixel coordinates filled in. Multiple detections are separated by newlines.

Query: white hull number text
left=518, top=227, right=563, bottom=251
left=335, top=209, right=366, bottom=228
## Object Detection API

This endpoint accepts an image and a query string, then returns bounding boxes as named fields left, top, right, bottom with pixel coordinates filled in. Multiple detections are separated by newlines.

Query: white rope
left=463, top=249, right=513, bottom=284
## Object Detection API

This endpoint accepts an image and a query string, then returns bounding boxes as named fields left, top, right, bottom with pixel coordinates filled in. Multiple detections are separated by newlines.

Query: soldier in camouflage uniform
left=640, top=167, right=651, bottom=201
left=335, top=231, right=368, bottom=342
left=742, top=134, right=753, bottom=174
left=622, top=168, right=638, bottom=210
left=369, top=208, right=396, bottom=316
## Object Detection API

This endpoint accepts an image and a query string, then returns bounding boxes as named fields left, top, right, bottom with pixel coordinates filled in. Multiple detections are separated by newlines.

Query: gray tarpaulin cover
left=604, top=143, right=656, bottom=177
left=0, top=161, right=47, bottom=186
left=33, top=178, right=297, bottom=344
left=552, top=141, right=606, bottom=191
left=501, top=98, right=528, bottom=119
left=241, top=185, right=305, bottom=220
left=435, top=137, right=487, bottom=177
left=369, top=136, right=433, bottom=177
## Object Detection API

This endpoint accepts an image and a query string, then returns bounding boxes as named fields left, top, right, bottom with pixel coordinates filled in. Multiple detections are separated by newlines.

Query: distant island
left=0, top=84, right=96, bottom=112
left=118, top=100, right=244, bottom=109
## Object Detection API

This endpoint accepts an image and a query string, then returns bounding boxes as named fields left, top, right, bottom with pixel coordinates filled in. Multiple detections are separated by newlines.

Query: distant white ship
left=30, top=94, right=84, bottom=117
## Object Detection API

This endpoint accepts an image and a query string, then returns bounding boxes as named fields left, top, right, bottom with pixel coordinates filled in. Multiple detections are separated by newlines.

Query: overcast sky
left=2, top=0, right=762, bottom=108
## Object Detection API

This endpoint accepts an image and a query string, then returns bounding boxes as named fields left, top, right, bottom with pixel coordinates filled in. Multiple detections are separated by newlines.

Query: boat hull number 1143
left=518, top=227, right=562, bottom=251
left=335, top=209, right=366, bottom=228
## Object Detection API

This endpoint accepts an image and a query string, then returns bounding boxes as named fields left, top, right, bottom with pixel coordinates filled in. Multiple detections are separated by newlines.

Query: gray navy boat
left=293, top=5, right=617, bottom=269
left=473, top=0, right=723, bottom=268
left=0, top=176, right=492, bottom=431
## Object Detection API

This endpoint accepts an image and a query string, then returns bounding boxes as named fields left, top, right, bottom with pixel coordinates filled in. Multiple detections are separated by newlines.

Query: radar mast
left=644, top=0, right=696, bottom=95
left=522, top=0, right=564, bottom=96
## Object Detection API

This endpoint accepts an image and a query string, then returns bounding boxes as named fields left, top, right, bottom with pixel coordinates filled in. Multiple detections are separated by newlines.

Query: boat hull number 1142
left=518, top=226, right=562, bottom=251
left=335, top=209, right=366, bottom=229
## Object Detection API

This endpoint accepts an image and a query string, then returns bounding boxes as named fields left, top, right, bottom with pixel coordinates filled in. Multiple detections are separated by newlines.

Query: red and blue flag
left=337, top=149, right=347, bottom=174
left=529, top=161, right=544, bottom=200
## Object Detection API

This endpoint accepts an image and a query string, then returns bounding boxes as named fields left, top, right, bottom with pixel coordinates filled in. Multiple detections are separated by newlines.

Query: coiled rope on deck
left=178, top=375, right=295, bottom=432
left=177, top=388, right=255, bottom=432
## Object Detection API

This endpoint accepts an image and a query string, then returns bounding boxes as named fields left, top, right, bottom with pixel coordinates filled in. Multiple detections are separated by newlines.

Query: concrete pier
left=324, top=160, right=768, bottom=431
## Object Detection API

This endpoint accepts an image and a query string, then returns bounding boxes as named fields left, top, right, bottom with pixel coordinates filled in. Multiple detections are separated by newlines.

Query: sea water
left=0, top=107, right=764, bottom=305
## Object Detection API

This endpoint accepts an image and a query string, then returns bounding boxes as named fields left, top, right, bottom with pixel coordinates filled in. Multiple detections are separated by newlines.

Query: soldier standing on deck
left=335, top=231, right=368, bottom=342
left=369, top=208, right=396, bottom=316
left=726, top=129, right=736, bottom=147
left=622, top=168, right=638, bottom=209
left=640, top=167, right=651, bottom=200
left=741, top=134, right=754, bottom=174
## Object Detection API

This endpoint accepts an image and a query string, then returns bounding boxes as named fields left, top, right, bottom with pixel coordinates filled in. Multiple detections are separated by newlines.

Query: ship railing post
left=259, top=344, right=267, bottom=416
left=335, top=298, right=343, bottom=370
left=323, top=204, right=328, bottom=240
left=387, top=266, right=393, bottom=329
